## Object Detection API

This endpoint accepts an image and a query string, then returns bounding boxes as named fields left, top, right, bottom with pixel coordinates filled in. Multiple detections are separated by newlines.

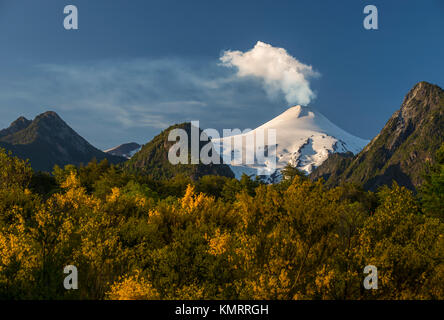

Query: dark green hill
left=0, top=111, right=125, bottom=172
left=310, top=81, right=444, bottom=191
left=124, top=122, right=234, bottom=180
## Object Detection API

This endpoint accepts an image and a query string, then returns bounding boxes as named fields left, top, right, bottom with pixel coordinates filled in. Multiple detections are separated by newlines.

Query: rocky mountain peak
left=400, top=82, right=443, bottom=118
left=0, top=116, right=32, bottom=137
left=0, top=110, right=125, bottom=171
left=310, top=81, right=444, bottom=191
left=33, top=111, right=68, bottom=129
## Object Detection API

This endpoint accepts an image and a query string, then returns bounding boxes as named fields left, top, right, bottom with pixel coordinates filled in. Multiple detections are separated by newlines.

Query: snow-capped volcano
left=104, top=142, right=141, bottom=159
left=212, top=105, right=369, bottom=180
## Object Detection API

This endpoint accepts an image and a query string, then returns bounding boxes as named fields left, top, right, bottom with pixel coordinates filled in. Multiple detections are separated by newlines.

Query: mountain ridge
left=0, top=111, right=125, bottom=172
left=105, top=142, right=142, bottom=159
left=310, top=81, right=444, bottom=190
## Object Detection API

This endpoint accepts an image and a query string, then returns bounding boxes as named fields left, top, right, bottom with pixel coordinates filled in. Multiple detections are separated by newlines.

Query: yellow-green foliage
left=0, top=149, right=442, bottom=300
left=106, top=271, right=159, bottom=300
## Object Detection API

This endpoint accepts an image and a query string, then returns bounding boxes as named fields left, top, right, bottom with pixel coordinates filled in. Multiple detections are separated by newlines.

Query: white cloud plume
left=220, top=41, right=319, bottom=106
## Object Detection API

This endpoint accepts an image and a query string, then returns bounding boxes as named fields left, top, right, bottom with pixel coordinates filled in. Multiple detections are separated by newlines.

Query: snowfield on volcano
left=212, top=105, right=369, bottom=181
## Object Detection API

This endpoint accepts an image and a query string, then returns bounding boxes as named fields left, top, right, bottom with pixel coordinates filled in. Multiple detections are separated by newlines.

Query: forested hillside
left=124, top=122, right=234, bottom=180
left=0, top=146, right=442, bottom=300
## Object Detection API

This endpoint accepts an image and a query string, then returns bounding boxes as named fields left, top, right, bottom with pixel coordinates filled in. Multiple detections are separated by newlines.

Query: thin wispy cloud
left=0, top=57, right=273, bottom=148
left=0, top=42, right=320, bottom=148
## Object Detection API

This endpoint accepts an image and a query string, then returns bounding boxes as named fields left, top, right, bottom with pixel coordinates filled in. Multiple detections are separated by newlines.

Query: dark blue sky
left=0, top=0, right=443, bottom=149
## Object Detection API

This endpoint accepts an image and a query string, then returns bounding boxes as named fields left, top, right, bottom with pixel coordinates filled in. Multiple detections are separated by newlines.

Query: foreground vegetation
left=0, top=145, right=443, bottom=300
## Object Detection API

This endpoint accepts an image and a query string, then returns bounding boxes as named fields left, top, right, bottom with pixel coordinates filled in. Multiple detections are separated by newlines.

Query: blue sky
left=0, top=0, right=443, bottom=149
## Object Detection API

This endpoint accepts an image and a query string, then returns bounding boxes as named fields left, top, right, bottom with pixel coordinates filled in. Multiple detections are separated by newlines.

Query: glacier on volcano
left=212, top=105, right=369, bottom=182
